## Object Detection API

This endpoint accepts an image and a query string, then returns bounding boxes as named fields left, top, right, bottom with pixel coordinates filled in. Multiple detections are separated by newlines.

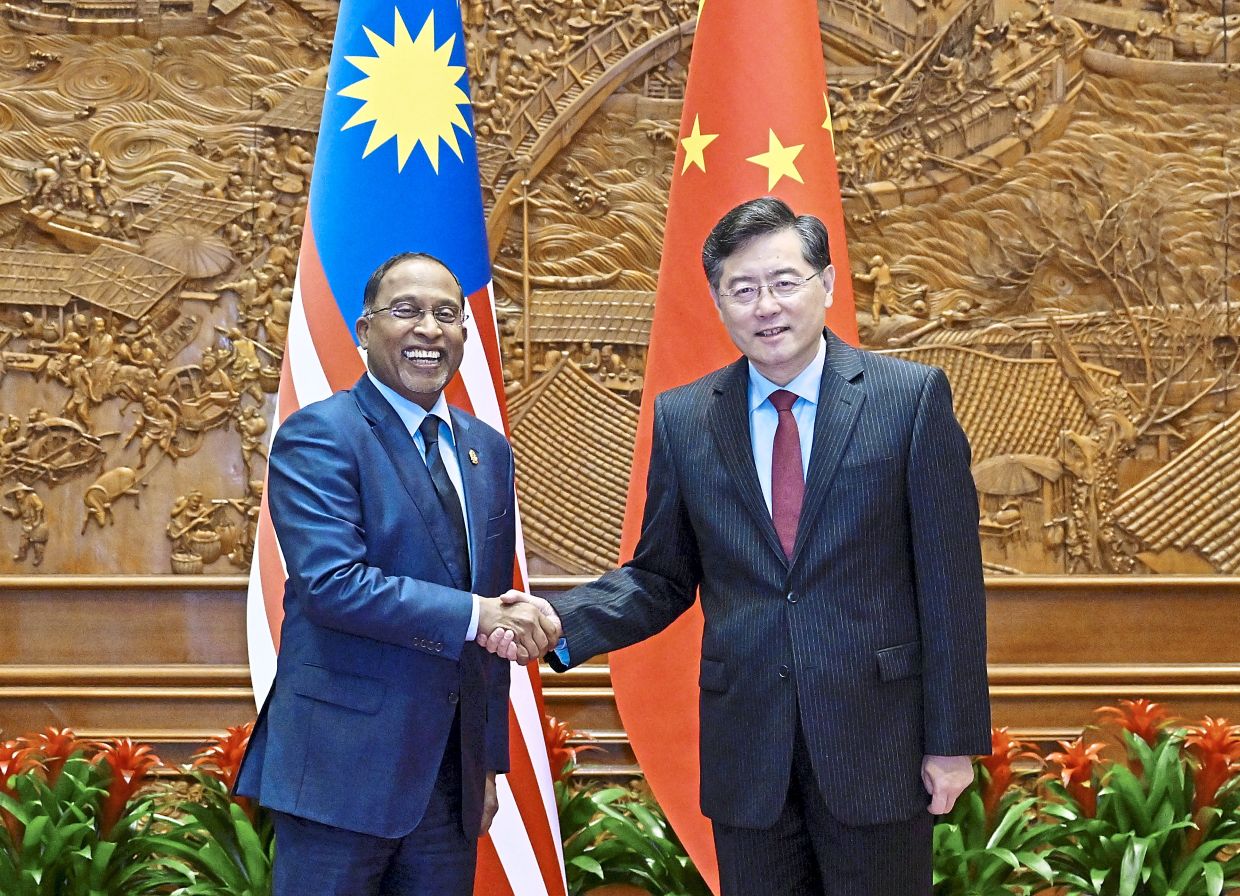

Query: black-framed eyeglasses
left=365, top=302, right=470, bottom=326
left=717, top=270, right=825, bottom=307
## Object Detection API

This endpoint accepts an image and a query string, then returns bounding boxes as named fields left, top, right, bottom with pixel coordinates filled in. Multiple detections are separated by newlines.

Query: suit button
left=778, top=665, right=790, bottom=679
left=786, top=592, right=798, bottom=604
left=434, top=643, right=443, bottom=652
left=448, top=691, right=459, bottom=704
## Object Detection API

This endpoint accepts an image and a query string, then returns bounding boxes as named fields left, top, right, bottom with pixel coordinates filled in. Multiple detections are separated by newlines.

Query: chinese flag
left=610, top=0, right=857, bottom=890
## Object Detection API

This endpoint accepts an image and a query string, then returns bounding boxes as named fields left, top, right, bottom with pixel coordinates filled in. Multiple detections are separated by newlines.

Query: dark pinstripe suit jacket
left=548, top=329, right=990, bottom=829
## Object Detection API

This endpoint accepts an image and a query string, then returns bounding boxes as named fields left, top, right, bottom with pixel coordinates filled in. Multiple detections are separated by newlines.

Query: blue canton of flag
left=313, top=0, right=491, bottom=330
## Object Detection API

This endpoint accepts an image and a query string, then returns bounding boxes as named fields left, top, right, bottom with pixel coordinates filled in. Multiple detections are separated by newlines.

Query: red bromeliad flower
left=979, top=728, right=1041, bottom=821
left=1096, top=698, right=1173, bottom=747
left=0, top=737, right=39, bottom=782
left=91, top=739, right=163, bottom=837
left=1045, top=737, right=1105, bottom=817
left=544, top=715, right=577, bottom=783
left=1185, top=716, right=1240, bottom=818
left=0, top=738, right=36, bottom=843
left=19, top=727, right=82, bottom=785
left=191, top=723, right=253, bottom=792
left=542, top=715, right=598, bottom=784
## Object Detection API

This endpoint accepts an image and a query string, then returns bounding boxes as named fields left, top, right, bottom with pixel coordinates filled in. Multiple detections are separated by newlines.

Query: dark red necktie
left=770, top=389, right=804, bottom=559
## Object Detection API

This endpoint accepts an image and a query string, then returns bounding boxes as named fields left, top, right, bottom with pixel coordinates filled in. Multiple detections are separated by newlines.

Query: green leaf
left=567, top=855, right=605, bottom=879
left=1118, top=836, right=1149, bottom=896
left=985, top=796, right=1035, bottom=849
left=1203, top=861, right=1223, bottom=896
left=1015, top=850, right=1055, bottom=883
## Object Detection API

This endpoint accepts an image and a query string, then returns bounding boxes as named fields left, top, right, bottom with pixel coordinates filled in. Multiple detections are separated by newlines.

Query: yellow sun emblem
left=338, top=8, right=471, bottom=173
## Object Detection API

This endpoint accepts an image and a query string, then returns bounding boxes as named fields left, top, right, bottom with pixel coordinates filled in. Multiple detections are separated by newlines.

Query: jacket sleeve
left=547, top=396, right=703, bottom=669
left=268, top=407, right=474, bottom=660
left=905, top=367, right=992, bottom=756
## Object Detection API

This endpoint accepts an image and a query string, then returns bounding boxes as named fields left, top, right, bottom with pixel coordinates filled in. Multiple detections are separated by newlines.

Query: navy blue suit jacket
left=548, top=330, right=990, bottom=828
left=236, top=375, right=515, bottom=839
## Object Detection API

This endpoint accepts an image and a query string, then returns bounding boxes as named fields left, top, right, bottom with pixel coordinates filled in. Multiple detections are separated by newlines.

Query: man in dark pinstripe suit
left=489, top=197, right=990, bottom=895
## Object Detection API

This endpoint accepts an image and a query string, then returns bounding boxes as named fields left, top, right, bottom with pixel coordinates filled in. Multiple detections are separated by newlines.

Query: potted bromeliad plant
left=0, top=727, right=163, bottom=895
left=546, top=715, right=709, bottom=896
left=0, top=723, right=269, bottom=896
left=135, top=723, right=273, bottom=896
left=935, top=699, right=1240, bottom=896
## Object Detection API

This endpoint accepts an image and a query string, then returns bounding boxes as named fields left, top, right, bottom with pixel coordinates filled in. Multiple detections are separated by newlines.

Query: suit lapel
left=450, top=408, right=491, bottom=588
left=708, top=358, right=787, bottom=564
left=350, top=376, right=462, bottom=579
left=792, top=330, right=866, bottom=564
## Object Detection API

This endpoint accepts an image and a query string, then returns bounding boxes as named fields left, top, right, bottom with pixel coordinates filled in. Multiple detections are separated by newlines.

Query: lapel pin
left=468, top=449, right=479, bottom=465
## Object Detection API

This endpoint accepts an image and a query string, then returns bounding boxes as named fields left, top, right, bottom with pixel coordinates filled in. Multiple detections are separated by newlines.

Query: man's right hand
left=477, top=592, right=561, bottom=665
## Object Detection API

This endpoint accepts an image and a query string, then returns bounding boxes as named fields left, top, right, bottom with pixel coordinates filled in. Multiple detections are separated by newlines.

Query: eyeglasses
left=717, top=270, right=825, bottom=306
left=365, top=302, right=470, bottom=326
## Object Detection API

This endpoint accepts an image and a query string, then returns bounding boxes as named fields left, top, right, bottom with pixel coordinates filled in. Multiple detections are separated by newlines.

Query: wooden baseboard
left=0, top=575, right=1235, bottom=772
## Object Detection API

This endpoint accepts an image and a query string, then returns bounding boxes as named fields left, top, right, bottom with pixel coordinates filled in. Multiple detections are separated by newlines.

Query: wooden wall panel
left=1, top=575, right=1237, bottom=773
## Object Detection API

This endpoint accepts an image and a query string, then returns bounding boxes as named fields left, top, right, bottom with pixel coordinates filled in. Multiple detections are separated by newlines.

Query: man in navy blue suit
left=236, top=252, right=559, bottom=896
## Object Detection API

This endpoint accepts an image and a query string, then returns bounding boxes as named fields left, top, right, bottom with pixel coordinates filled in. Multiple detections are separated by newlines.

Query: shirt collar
left=747, top=335, right=827, bottom=412
left=366, top=371, right=454, bottom=444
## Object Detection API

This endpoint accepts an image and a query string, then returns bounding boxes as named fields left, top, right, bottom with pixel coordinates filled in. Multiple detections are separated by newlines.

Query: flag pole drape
left=245, top=2, right=565, bottom=892
left=610, top=2, right=858, bottom=890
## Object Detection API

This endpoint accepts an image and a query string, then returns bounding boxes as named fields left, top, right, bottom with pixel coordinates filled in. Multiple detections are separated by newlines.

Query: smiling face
left=712, top=227, right=835, bottom=386
left=355, top=256, right=468, bottom=410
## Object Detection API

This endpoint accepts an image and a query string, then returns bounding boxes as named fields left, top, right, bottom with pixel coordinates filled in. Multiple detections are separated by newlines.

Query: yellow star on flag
left=679, top=114, right=718, bottom=175
left=746, top=129, right=805, bottom=190
left=822, top=93, right=833, bottom=132
left=338, top=8, right=471, bottom=173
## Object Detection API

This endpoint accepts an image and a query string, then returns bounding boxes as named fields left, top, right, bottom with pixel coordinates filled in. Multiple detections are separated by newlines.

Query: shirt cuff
left=465, top=594, right=480, bottom=641
left=553, top=638, right=570, bottom=666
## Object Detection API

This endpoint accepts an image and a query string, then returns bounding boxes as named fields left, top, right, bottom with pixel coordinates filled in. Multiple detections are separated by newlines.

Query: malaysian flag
left=245, top=1, right=565, bottom=892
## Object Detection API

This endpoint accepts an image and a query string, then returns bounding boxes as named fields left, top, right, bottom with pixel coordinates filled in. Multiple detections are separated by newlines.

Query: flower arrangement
left=935, top=699, right=1240, bottom=896
left=0, top=700, right=1238, bottom=896
left=0, top=723, right=268, bottom=896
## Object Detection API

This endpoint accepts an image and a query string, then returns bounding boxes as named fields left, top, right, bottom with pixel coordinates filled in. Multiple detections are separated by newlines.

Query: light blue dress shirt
left=555, top=336, right=827, bottom=667
left=366, top=372, right=480, bottom=641
left=747, top=336, right=826, bottom=514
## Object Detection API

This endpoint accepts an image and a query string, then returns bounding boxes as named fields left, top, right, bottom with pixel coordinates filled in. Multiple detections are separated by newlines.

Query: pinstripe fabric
left=713, top=725, right=933, bottom=896
left=549, top=329, right=990, bottom=829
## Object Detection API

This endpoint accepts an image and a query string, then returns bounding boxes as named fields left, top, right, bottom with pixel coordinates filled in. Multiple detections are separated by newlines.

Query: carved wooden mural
left=0, top=0, right=1234, bottom=577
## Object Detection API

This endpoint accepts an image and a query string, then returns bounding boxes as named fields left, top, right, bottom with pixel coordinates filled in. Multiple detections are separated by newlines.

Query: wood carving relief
left=0, top=0, right=1233, bottom=578
left=0, top=0, right=330, bottom=573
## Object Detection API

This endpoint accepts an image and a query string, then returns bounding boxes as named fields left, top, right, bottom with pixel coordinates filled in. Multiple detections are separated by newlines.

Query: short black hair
left=361, top=252, right=465, bottom=313
left=701, top=197, right=832, bottom=292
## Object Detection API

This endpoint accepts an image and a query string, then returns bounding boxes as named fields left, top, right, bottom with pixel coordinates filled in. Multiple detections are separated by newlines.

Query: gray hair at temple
left=700, top=197, right=833, bottom=294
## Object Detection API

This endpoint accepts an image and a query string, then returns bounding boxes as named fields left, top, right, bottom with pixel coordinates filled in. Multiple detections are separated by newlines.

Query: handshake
left=476, top=590, right=563, bottom=665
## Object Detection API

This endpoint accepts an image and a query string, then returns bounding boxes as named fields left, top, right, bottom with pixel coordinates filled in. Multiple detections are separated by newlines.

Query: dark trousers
left=270, top=715, right=476, bottom=896
left=713, top=725, right=933, bottom=896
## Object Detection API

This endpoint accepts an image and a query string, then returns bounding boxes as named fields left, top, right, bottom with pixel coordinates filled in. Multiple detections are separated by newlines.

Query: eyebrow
left=386, top=295, right=463, bottom=307
left=724, top=265, right=802, bottom=285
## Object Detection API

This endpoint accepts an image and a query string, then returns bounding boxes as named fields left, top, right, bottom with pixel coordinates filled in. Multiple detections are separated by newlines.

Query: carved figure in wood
left=3, top=484, right=48, bottom=566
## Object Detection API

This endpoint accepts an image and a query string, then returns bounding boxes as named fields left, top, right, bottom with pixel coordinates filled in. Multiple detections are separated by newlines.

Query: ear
left=821, top=265, right=836, bottom=309
left=354, top=314, right=369, bottom=349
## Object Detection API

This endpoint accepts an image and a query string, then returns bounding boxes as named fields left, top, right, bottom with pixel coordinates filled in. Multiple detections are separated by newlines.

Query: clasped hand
left=476, top=590, right=562, bottom=665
